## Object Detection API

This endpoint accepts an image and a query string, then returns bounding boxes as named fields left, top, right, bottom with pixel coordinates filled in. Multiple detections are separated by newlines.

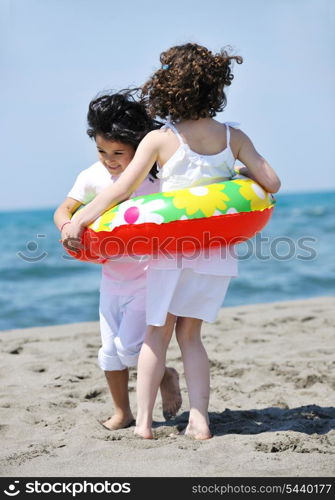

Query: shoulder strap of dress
left=224, top=122, right=240, bottom=147
left=162, top=121, right=184, bottom=146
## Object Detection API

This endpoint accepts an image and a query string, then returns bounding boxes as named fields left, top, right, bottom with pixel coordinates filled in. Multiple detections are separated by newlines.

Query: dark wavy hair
left=87, top=89, right=161, bottom=178
left=141, top=43, right=243, bottom=121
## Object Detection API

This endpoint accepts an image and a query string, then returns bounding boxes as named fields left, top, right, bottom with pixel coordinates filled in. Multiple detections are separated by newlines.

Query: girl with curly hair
left=54, top=90, right=182, bottom=431
left=66, top=43, right=281, bottom=440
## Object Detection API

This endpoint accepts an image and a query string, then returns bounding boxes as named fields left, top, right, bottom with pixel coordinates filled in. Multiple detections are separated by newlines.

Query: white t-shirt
left=68, top=161, right=157, bottom=203
left=68, top=161, right=159, bottom=293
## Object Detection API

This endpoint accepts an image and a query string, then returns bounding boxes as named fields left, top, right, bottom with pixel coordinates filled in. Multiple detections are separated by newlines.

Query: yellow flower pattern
left=233, top=179, right=273, bottom=211
left=163, top=184, right=229, bottom=217
left=89, top=210, right=117, bottom=231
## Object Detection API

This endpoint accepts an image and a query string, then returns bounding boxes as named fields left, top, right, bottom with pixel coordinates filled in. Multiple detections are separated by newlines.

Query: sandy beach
left=0, top=296, right=334, bottom=477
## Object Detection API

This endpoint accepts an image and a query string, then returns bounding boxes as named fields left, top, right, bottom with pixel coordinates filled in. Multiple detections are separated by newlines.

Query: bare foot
left=160, top=367, right=182, bottom=420
left=101, top=413, right=135, bottom=431
left=134, top=426, right=154, bottom=439
left=183, top=422, right=212, bottom=440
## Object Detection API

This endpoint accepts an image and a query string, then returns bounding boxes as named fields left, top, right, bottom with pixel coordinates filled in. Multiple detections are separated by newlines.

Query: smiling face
left=95, top=134, right=136, bottom=177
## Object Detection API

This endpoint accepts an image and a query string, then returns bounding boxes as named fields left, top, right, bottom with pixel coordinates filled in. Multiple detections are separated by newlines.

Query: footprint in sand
left=255, top=432, right=335, bottom=454
left=84, top=389, right=103, bottom=399
left=27, top=366, right=47, bottom=373
left=8, top=346, right=23, bottom=355
left=301, top=316, right=316, bottom=322
left=293, top=374, right=326, bottom=388
left=255, top=436, right=303, bottom=453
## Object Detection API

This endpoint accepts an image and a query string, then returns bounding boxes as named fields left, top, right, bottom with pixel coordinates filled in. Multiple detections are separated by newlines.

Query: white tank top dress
left=146, top=121, right=239, bottom=326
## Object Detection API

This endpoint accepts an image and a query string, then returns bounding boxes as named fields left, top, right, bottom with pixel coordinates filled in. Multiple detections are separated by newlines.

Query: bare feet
left=160, top=367, right=182, bottom=420
left=184, top=422, right=212, bottom=440
left=134, top=426, right=154, bottom=439
left=101, top=412, right=135, bottom=431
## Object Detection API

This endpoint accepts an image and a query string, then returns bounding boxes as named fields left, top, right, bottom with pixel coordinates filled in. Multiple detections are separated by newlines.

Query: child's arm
left=66, top=131, right=159, bottom=240
left=54, top=197, right=83, bottom=240
left=235, top=131, right=281, bottom=193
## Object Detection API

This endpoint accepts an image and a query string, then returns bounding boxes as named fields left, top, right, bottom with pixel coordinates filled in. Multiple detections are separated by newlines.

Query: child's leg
left=175, top=316, right=212, bottom=440
left=135, top=313, right=177, bottom=439
left=115, top=292, right=182, bottom=421
left=99, top=293, right=135, bottom=430
left=160, top=366, right=182, bottom=420
left=102, top=369, right=134, bottom=430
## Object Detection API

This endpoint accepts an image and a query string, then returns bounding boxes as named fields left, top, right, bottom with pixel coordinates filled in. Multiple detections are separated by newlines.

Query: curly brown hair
left=141, top=43, right=243, bottom=121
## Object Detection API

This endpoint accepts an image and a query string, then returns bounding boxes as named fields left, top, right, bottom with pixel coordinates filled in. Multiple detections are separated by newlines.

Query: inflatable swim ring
left=65, top=178, right=275, bottom=262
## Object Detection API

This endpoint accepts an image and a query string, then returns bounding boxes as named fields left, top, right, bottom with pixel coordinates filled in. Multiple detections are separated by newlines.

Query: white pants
left=98, top=285, right=146, bottom=371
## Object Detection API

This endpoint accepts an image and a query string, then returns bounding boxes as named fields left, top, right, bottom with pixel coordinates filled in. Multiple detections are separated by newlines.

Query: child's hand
left=62, top=221, right=84, bottom=252
left=234, top=165, right=255, bottom=181
left=60, top=222, right=71, bottom=243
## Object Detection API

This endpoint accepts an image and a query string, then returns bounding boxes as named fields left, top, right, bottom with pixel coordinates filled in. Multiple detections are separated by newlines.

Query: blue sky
left=1, top=0, right=334, bottom=210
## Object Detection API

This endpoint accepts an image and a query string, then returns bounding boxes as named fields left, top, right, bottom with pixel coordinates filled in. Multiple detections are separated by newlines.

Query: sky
left=1, top=0, right=334, bottom=210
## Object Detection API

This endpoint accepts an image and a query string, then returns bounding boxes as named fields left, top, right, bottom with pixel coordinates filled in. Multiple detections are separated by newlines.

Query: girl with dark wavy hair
left=54, top=90, right=182, bottom=431
left=66, top=43, right=281, bottom=440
